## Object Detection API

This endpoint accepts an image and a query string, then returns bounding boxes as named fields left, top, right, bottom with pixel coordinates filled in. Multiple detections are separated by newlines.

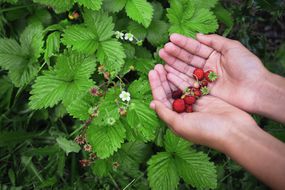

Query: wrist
left=253, top=71, right=285, bottom=123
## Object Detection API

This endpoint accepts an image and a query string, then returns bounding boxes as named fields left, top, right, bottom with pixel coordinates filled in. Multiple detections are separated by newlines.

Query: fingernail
left=150, top=101, right=156, bottom=110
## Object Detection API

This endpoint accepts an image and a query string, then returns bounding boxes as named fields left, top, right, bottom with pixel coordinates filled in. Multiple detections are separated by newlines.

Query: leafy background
left=0, top=0, right=285, bottom=189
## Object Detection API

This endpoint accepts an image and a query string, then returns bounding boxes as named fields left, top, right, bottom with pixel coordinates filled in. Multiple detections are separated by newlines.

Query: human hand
left=159, top=33, right=270, bottom=113
left=148, top=64, right=258, bottom=152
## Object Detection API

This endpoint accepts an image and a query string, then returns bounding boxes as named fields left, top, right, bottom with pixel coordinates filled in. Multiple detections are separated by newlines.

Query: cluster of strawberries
left=172, top=68, right=218, bottom=113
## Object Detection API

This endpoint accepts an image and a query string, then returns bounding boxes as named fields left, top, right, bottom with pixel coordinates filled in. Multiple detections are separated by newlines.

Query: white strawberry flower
left=124, top=33, right=134, bottom=41
left=115, top=31, right=124, bottom=39
left=119, top=91, right=131, bottom=102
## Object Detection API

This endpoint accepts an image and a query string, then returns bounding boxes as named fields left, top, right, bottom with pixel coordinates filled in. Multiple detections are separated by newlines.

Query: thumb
left=150, top=100, right=181, bottom=127
left=196, top=34, right=241, bottom=54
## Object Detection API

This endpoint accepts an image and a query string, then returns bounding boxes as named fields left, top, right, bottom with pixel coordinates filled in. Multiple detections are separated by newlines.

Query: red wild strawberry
left=183, top=95, right=196, bottom=105
left=193, top=68, right=204, bottom=81
left=172, top=99, right=186, bottom=113
left=185, top=105, right=193, bottom=113
left=193, top=88, right=202, bottom=97
left=172, top=90, right=183, bottom=99
left=201, top=80, right=208, bottom=87
left=205, top=70, right=218, bottom=82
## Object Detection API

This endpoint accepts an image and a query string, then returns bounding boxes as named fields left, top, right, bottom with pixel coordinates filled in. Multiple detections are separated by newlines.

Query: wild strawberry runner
left=172, top=69, right=218, bottom=113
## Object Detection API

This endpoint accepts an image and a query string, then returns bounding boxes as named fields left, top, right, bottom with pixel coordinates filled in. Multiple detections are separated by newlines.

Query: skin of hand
left=159, top=33, right=285, bottom=123
left=148, top=65, right=285, bottom=190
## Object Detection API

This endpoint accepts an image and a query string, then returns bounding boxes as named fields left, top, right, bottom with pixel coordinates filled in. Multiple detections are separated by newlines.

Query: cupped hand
left=148, top=64, right=258, bottom=152
left=159, top=33, right=269, bottom=113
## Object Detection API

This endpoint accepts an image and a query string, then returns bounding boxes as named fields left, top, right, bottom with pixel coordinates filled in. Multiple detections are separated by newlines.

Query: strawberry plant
left=0, top=0, right=284, bottom=189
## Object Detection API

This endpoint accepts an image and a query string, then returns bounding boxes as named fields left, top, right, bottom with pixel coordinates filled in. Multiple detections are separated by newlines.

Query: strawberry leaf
left=126, top=100, right=160, bottom=141
left=125, top=0, right=154, bottom=28
left=29, top=52, right=96, bottom=109
left=87, top=121, right=126, bottom=159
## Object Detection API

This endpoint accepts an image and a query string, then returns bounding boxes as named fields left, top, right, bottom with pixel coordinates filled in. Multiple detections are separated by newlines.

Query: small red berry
left=172, top=90, right=183, bottom=99
left=193, top=88, right=202, bottom=97
left=185, top=105, right=193, bottom=113
left=172, top=99, right=186, bottom=113
left=201, top=80, right=208, bottom=87
left=183, top=95, right=196, bottom=105
left=193, top=68, right=204, bottom=81
left=205, top=70, right=218, bottom=82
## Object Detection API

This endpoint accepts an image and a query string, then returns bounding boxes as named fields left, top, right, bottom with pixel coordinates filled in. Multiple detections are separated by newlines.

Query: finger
left=160, top=49, right=196, bottom=77
left=164, top=42, right=206, bottom=68
left=170, top=33, right=214, bottom=58
left=167, top=73, right=190, bottom=91
left=164, top=65, right=195, bottom=85
left=150, top=100, right=182, bottom=129
left=148, top=70, right=172, bottom=108
left=196, top=33, right=241, bottom=54
left=154, top=64, right=172, bottom=99
left=169, top=82, right=177, bottom=91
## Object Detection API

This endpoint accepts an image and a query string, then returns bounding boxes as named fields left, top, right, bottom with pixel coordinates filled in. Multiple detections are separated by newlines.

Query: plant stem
left=108, top=173, right=120, bottom=190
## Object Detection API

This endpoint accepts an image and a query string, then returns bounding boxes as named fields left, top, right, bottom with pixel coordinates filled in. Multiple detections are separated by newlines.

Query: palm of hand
left=148, top=65, right=257, bottom=150
left=160, top=34, right=267, bottom=112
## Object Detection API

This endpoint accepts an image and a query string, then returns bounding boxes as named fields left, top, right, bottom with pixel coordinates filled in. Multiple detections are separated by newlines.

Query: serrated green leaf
left=0, top=23, right=43, bottom=87
left=56, top=137, right=81, bottom=155
left=152, top=1, right=164, bottom=20
left=62, top=25, right=98, bottom=54
left=127, top=21, right=147, bottom=40
left=162, top=130, right=217, bottom=189
left=29, top=53, right=96, bottom=109
left=147, top=152, right=180, bottom=190
left=128, top=78, right=151, bottom=99
left=175, top=150, right=217, bottom=188
left=92, top=159, right=112, bottom=177
left=66, top=92, right=98, bottom=120
left=76, top=0, right=102, bottom=10
left=44, top=31, right=61, bottom=62
left=147, top=20, right=169, bottom=46
left=164, top=130, right=192, bottom=153
left=0, top=39, right=24, bottom=70
left=134, top=58, right=156, bottom=75
left=93, top=88, right=121, bottom=126
left=96, top=39, right=126, bottom=76
left=87, top=121, right=126, bottom=158
left=126, top=100, right=159, bottom=141
left=29, top=71, right=68, bottom=109
left=187, top=9, right=219, bottom=37
left=20, top=23, right=44, bottom=59
left=167, top=0, right=218, bottom=38
left=103, top=0, right=127, bottom=13
left=125, top=0, right=154, bottom=28
left=32, top=0, right=74, bottom=13
left=113, top=141, right=150, bottom=176
left=83, top=9, right=115, bottom=41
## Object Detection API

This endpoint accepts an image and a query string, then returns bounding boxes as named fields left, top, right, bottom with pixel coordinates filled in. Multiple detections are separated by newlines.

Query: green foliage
left=0, top=23, right=43, bottom=87
left=148, top=130, right=217, bottom=189
left=167, top=0, right=218, bottom=37
left=87, top=121, right=126, bottom=159
left=56, top=137, right=81, bottom=155
left=29, top=52, right=96, bottom=109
